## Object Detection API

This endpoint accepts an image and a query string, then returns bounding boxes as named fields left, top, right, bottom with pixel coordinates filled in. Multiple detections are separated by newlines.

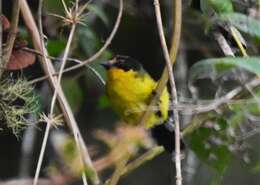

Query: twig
left=22, top=49, right=105, bottom=85
left=33, top=122, right=51, bottom=185
left=56, top=0, right=123, bottom=74
left=33, top=0, right=52, bottom=183
left=230, top=26, right=248, bottom=56
left=106, top=154, right=130, bottom=185
left=213, top=32, right=234, bottom=56
left=121, top=146, right=164, bottom=176
left=20, top=1, right=100, bottom=185
left=139, top=0, right=182, bottom=127
left=154, top=0, right=182, bottom=185
left=169, top=0, right=182, bottom=65
left=34, top=0, right=91, bottom=185
left=1, top=0, right=20, bottom=78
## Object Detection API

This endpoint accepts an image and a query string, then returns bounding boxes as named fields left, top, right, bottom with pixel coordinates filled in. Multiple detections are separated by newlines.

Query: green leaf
left=208, top=0, right=233, bottom=13
left=44, top=0, right=70, bottom=14
left=200, top=0, right=233, bottom=16
left=189, top=57, right=260, bottom=82
left=87, top=4, right=109, bottom=26
left=188, top=117, right=233, bottom=174
left=78, top=26, right=112, bottom=60
left=47, top=39, right=66, bottom=56
left=61, top=77, right=83, bottom=112
left=219, top=13, right=260, bottom=40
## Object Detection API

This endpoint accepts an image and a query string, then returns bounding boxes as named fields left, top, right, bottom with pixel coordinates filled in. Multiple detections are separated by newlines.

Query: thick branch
left=20, top=1, right=100, bottom=185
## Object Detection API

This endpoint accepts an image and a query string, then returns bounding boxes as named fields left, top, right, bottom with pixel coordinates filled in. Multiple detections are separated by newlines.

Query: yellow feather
left=106, top=68, right=169, bottom=128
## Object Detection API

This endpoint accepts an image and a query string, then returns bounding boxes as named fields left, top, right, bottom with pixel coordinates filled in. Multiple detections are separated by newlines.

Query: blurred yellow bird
left=101, top=55, right=180, bottom=153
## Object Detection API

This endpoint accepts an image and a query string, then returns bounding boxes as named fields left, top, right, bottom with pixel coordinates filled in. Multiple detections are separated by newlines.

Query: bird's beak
left=100, top=58, right=117, bottom=69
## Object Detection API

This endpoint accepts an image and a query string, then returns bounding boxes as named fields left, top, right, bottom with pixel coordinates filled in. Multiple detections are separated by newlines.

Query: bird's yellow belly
left=106, top=68, right=169, bottom=128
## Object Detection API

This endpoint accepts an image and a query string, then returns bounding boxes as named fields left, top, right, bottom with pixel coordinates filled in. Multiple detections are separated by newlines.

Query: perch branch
left=139, top=0, right=182, bottom=127
left=154, top=0, right=182, bottom=185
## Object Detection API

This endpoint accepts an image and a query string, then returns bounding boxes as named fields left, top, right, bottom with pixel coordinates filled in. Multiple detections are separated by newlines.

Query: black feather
left=114, top=55, right=142, bottom=71
left=151, top=123, right=185, bottom=153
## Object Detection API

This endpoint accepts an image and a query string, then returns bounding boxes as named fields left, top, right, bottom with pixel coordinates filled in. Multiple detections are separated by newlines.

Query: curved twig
left=57, top=0, right=123, bottom=74
left=154, top=0, right=182, bottom=185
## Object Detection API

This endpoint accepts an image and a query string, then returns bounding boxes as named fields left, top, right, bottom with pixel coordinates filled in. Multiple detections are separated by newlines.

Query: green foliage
left=87, top=4, right=109, bottom=26
left=200, top=0, right=233, bottom=16
left=209, top=0, right=233, bottom=13
left=47, top=39, right=66, bottom=56
left=218, top=13, right=260, bottom=41
left=43, top=0, right=70, bottom=14
left=61, top=76, right=83, bottom=112
left=0, top=78, right=39, bottom=136
left=188, top=56, right=260, bottom=174
left=189, top=57, right=260, bottom=82
left=78, top=26, right=112, bottom=60
left=188, top=117, right=233, bottom=174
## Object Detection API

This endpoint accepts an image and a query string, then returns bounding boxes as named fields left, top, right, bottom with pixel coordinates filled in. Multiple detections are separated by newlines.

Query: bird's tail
left=151, top=120, right=185, bottom=153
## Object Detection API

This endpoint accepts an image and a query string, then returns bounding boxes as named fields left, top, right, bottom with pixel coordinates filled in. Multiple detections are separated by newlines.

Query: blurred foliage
left=2, top=0, right=260, bottom=184
left=189, top=57, right=260, bottom=81
left=186, top=0, right=260, bottom=179
left=187, top=117, right=233, bottom=174
left=218, top=13, right=260, bottom=41
left=200, top=0, right=233, bottom=14
left=47, top=39, right=66, bottom=57
left=62, top=76, right=84, bottom=112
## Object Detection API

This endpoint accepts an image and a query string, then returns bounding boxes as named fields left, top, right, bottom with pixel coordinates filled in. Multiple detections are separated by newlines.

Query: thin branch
left=33, top=1, right=79, bottom=184
left=33, top=122, right=51, bottom=185
left=139, top=0, right=182, bottom=127
left=169, top=0, right=182, bottom=65
left=21, top=48, right=105, bottom=85
left=154, top=1, right=182, bottom=185
left=49, top=24, right=76, bottom=116
left=230, top=26, right=248, bottom=56
left=121, top=146, right=164, bottom=176
left=182, top=77, right=260, bottom=136
left=20, top=1, right=100, bottom=185
left=1, top=0, right=20, bottom=78
left=57, top=0, right=123, bottom=74
left=33, top=0, right=51, bottom=183
left=106, top=154, right=130, bottom=185
left=213, top=32, right=235, bottom=56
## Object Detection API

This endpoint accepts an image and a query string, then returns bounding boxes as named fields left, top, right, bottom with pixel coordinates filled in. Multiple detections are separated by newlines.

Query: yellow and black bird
left=101, top=55, right=180, bottom=153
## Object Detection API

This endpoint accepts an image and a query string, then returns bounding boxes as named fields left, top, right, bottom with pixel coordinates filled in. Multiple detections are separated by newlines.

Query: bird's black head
left=101, top=55, right=141, bottom=72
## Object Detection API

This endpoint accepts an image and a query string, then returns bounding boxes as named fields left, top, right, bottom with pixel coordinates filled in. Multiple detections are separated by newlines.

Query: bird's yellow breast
left=106, top=68, right=169, bottom=128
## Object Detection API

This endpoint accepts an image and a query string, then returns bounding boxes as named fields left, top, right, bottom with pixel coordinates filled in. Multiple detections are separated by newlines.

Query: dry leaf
left=0, top=15, right=10, bottom=31
left=7, top=49, right=36, bottom=70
